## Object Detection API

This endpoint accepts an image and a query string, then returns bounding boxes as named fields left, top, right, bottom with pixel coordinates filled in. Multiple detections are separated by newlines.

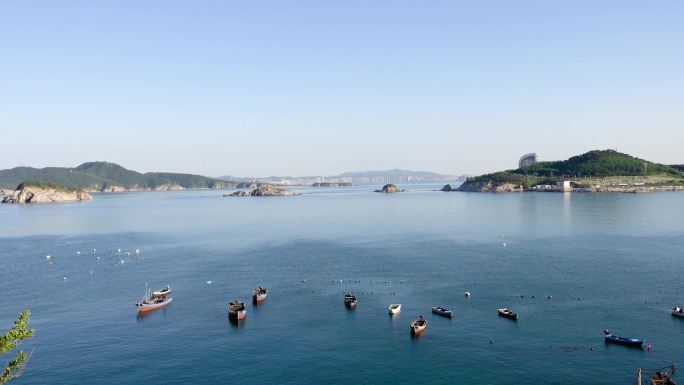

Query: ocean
left=1, top=185, right=683, bottom=384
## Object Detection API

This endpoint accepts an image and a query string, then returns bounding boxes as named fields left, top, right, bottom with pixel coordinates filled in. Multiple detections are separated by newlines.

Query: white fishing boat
left=672, top=307, right=684, bottom=318
left=389, top=304, right=401, bottom=315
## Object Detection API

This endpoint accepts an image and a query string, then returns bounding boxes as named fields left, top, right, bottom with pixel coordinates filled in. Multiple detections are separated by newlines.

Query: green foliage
left=17, top=181, right=76, bottom=192
left=1, top=310, right=34, bottom=384
left=0, top=162, right=236, bottom=190
left=513, top=150, right=678, bottom=178
left=461, top=150, right=684, bottom=189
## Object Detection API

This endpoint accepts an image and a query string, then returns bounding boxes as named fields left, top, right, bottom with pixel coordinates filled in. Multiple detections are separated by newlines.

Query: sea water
left=1, top=186, right=683, bottom=384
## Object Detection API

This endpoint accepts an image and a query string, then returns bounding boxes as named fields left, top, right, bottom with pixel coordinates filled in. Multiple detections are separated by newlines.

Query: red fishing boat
left=344, top=293, right=357, bottom=309
left=228, top=300, right=247, bottom=322
left=135, top=284, right=173, bottom=313
left=253, top=287, right=268, bottom=303
left=411, top=315, right=428, bottom=335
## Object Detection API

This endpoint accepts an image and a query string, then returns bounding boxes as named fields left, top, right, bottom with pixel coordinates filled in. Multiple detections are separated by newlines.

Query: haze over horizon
left=1, top=1, right=682, bottom=176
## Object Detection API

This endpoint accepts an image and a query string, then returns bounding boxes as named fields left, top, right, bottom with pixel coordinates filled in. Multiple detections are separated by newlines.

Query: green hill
left=0, top=162, right=236, bottom=191
left=458, top=150, right=684, bottom=191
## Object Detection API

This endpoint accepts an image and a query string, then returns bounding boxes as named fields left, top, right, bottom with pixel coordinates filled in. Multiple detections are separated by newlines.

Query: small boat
left=253, top=286, right=268, bottom=303
left=464, top=291, right=471, bottom=298
left=136, top=284, right=173, bottom=313
left=152, top=285, right=172, bottom=297
left=432, top=306, right=453, bottom=318
left=637, top=364, right=677, bottom=385
left=228, top=300, right=247, bottom=322
left=344, top=293, right=357, bottom=309
left=498, top=308, right=517, bottom=320
left=389, top=304, right=401, bottom=315
left=604, top=330, right=644, bottom=348
left=672, top=307, right=684, bottom=318
left=411, top=315, right=428, bottom=335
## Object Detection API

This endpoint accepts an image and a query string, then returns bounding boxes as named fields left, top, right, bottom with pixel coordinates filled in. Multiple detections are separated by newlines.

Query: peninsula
left=2, top=181, right=92, bottom=204
left=0, top=162, right=236, bottom=193
left=457, top=150, right=684, bottom=193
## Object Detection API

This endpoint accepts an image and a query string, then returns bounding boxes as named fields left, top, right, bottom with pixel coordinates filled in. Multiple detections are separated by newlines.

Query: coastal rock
left=226, top=183, right=298, bottom=197
left=375, top=184, right=403, bottom=193
left=152, top=183, right=184, bottom=191
left=457, top=180, right=524, bottom=192
left=2, top=183, right=92, bottom=204
left=440, top=184, right=454, bottom=192
left=101, top=185, right=127, bottom=192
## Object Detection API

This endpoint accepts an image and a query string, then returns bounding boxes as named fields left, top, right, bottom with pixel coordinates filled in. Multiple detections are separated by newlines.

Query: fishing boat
left=389, top=304, right=401, bottom=315
left=498, top=308, right=517, bottom=320
left=672, top=307, right=684, bottom=318
left=464, top=291, right=471, bottom=298
left=344, top=293, right=357, bottom=309
left=411, top=315, right=428, bottom=335
left=604, top=330, right=644, bottom=348
left=252, top=287, right=268, bottom=303
left=636, top=364, right=676, bottom=385
left=432, top=306, right=453, bottom=318
left=135, top=284, right=173, bottom=313
left=152, top=285, right=171, bottom=297
left=228, top=300, right=247, bottom=322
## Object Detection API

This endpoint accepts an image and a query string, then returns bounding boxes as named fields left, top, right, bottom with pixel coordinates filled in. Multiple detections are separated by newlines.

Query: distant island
left=0, top=162, right=237, bottom=192
left=375, top=184, right=404, bottom=193
left=457, top=150, right=684, bottom=193
left=220, top=169, right=465, bottom=186
left=2, top=181, right=92, bottom=204
left=225, top=183, right=297, bottom=197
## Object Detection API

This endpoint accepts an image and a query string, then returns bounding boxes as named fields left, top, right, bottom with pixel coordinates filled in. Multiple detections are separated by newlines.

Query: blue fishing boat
left=604, top=330, right=644, bottom=347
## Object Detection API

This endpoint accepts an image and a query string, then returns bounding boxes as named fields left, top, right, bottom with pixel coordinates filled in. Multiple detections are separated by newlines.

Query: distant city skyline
left=1, top=1, right=682, bottom=176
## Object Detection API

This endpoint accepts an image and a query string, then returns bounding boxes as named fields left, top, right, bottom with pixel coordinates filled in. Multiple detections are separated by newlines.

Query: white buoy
left=502, top=242, right=507, bottom=247
left=135, top=249, right=140, bottom=254
left=76, top=251, right=80, bottom=255
left=206, top=280, right=213, bottom=285
left=63, top=276, right=67, bottom=281
left=97, top=256, right=101, bottom=260
left=93, top=248, right=96, bottom=253
left=117, top=248, right=121, bottom=253
left=46, top=255, right=51, bottom=259
left=90, top=271, right=93, bottom=275
left=120, top=260, right=125, bottom=264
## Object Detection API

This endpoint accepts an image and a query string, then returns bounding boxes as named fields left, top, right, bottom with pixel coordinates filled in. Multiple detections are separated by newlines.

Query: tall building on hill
left=519, top=153, right=537, bottom=168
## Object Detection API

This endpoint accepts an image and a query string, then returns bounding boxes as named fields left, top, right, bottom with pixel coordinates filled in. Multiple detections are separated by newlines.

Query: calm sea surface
left=1, top=185, right=683, bottom=384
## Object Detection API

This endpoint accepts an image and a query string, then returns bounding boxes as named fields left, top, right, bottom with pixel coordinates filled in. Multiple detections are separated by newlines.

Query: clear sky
left=1, top=1, right=682, bottom=177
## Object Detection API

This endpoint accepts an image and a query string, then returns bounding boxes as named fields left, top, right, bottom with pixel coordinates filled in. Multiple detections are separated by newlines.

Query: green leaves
left=1, top=310, right=34, bottom=384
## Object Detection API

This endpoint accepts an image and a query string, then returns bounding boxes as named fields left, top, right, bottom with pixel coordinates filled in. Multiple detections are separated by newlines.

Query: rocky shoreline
left=224, top=183, right=298, bottom=197
left=2, top=183, right=92, bottom=204
left=454, top=182, right=684, bottom=193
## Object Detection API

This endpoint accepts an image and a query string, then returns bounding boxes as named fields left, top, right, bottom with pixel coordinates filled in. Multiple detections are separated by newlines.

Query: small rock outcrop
left=2, top=182, right=92, bottom=204
left=375, top=184, right=403, bottom=193
left=457, top=180, right=524, bottom=192
left=440, top=184, right=454, bottom=192
left=226, top=183, right=297, bottom=197
left=152, top=183, right=184, bottom=191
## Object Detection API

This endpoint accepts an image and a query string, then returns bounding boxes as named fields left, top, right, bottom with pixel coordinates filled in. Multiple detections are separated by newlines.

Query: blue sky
left=1, top=1, right=682, bottom=176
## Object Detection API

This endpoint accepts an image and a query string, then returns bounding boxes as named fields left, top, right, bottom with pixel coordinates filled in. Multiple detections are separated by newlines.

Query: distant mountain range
left=0, top=162, right=235, bottom=191
left=220, top=169, right=466, bottom=185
